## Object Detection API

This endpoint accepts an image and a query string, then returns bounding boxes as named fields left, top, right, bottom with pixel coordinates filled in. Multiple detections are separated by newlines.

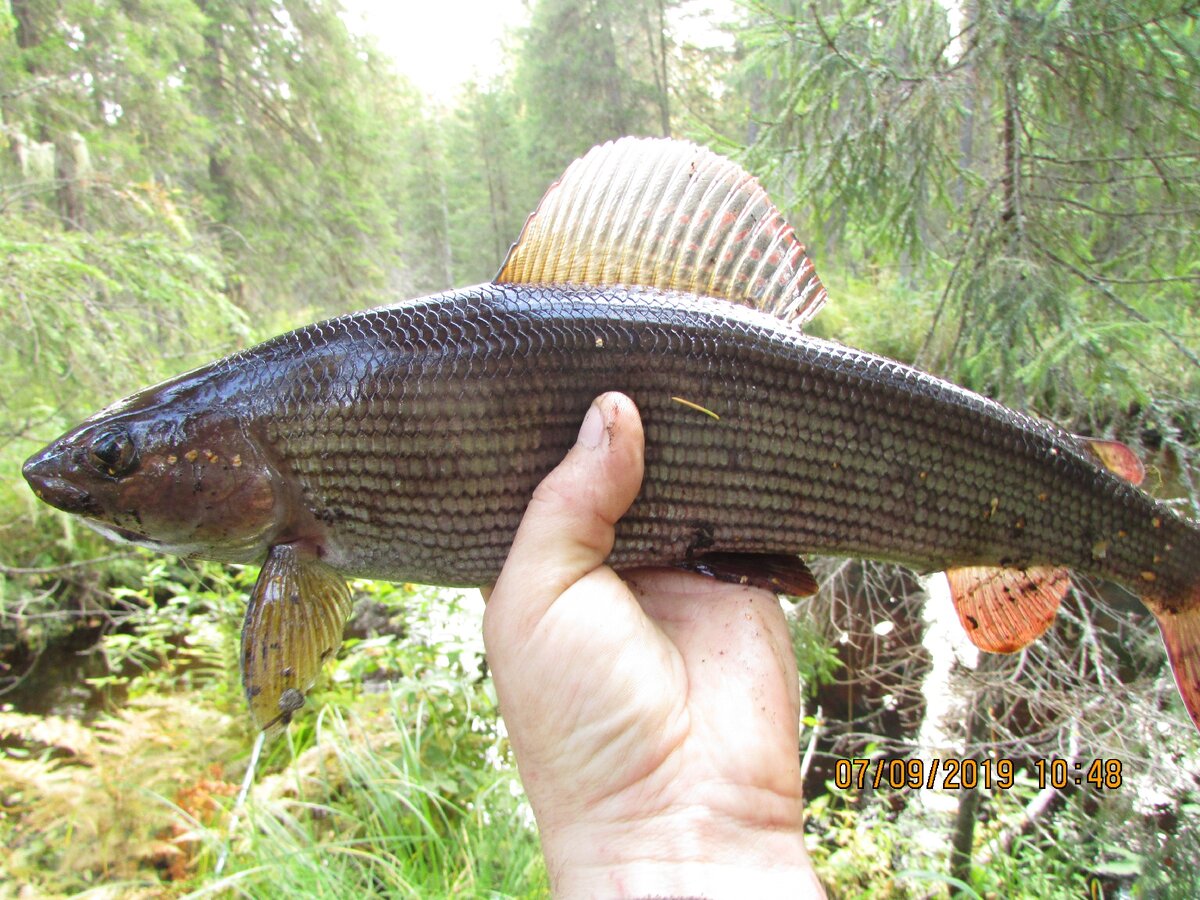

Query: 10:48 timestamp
left=833, top=756, right=1123, bottom=791
left=1034, top=757, right=1122, bottom=789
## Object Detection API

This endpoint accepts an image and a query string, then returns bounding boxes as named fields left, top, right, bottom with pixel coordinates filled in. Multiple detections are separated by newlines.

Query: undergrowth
left=3, top=561, right=1196, bottom=897
left=0, top=580, right=548, bottom=898
left=0, top=696, right=243, bottom=894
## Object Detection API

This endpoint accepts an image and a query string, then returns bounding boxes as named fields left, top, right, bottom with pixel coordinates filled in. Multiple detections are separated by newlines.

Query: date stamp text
left=832, top=757, right=1123, bottom=791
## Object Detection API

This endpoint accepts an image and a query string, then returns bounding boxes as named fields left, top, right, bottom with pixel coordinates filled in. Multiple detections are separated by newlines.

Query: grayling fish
left=22, top=138, right=1200, bottom=734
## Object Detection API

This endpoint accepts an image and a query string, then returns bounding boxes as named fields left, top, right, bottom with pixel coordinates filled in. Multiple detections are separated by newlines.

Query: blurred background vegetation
left=1, top=0, right=1198, bottom=896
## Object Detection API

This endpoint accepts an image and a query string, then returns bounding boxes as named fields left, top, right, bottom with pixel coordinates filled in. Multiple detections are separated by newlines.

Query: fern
left=0, top=696, right=242, bottom=892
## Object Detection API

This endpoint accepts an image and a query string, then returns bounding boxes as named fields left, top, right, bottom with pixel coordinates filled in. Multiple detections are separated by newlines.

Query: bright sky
left=340, top=0, right=738, bottom=104
left=340, top=0, right=530, bottom=103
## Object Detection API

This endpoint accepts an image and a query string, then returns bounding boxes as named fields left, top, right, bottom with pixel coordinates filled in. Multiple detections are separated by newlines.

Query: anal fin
left=946, top=566, right=1070, bottom=653
left=678, top=552, right=819, bottom=597
left=241, top=544, right=353, bottom=734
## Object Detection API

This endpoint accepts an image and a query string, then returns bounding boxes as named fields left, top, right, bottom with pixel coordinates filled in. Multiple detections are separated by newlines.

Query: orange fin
left=679, top=552, right=819, bottom=597
left=946, top=566, right=1070, bottom=653
left=1152, top=604, right=1200, bottom=732
left=496, top=138, right=827, bottom=326
left=241, top=544, right=353, bottom=734
left=1081, top=436, right=1145, bottom=486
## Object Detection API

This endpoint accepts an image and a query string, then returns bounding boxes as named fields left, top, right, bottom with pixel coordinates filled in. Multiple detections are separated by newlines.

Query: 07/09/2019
left=833, top=756, right=1124, bottom=791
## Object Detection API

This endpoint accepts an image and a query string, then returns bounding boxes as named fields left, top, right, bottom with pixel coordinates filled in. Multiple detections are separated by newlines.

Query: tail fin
left=1153, top=604, right=1200, bottom=732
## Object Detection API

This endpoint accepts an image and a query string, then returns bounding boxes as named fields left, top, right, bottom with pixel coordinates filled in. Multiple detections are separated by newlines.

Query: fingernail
left=578, top=401, right=604, bottom=449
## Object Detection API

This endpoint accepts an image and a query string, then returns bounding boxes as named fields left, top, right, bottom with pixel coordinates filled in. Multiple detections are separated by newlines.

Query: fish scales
left=190, top=283, right=1189, bottom=602
left=23, top=137, right=1200, bottom=734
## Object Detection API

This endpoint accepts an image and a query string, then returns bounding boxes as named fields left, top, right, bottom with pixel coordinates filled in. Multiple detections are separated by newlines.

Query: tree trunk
left=643, top=0, right=672, bottom=136
left=197, top=0, right=238, bottom=237
left=949, top=654, right=996, bottom=893
left=55, top=135, right=83, bottom=229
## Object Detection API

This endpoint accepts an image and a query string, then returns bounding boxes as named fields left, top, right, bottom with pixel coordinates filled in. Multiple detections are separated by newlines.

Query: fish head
left=23, top=378, right=282, bottom=561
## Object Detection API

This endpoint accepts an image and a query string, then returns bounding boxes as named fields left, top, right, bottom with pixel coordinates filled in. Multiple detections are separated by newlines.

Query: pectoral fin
left=946, top=566, right=1070, bottom=653
left=241, top=544, right=353, bottom=733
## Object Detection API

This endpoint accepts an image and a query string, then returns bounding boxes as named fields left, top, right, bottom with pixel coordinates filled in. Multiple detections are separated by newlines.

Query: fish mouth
left=82, top=519, right=155, bottom=546
left=22, top=447, right=103, bottom=516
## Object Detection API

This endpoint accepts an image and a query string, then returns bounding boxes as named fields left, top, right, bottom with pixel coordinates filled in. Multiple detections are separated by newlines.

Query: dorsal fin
left=496, top=138, right=828, bottom=326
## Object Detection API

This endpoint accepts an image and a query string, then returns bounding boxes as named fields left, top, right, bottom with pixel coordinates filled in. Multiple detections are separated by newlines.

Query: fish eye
left=87, top=428, right=139, bottom=478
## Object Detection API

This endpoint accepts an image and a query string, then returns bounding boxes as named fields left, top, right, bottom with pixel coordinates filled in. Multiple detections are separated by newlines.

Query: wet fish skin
left=25, top=282, right=1196, bottom=609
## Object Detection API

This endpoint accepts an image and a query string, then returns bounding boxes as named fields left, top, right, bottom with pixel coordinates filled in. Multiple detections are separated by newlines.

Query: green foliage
left=966, top=777, right=1200, bottom=899
left=736, top=0, right=1200, bottom=420
left=0, top=205, right=245, bottom=431
left=804, top=270, right=942, bottom=365
left=92, top=559, right=249, bottom=714
left=1, top=580, right=547, bottom=896
left=1, top=0, right=431, bottom=320
left=0, top=193, right=249, bottom=646
left=444, top=84, right=535, bottom=285
left=804, top=770, right=1200, bottom=899
left=788, top=609, right=843, bottom=694
left=0, top=694, right=244, bottom=893
left=202, top=692, right=546, bottom=898
left=514, top=0, right=672, bottom=179
left=191, top=0, right=419, bottom=313
left=0, top=0, right=437, bottom=640
left=805, top=790, right=907, bottom=897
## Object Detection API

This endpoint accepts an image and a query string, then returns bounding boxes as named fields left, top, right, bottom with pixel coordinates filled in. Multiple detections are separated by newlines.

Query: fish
left=21, top=137, right=1200, bottom=735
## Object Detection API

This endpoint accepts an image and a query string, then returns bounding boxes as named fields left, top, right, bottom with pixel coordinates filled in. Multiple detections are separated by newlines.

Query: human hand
left=483, top=392, right=825, bottom=899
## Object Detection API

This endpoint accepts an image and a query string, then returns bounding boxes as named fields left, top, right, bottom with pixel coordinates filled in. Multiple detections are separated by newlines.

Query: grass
left=192, top=695, right=548, bottom=899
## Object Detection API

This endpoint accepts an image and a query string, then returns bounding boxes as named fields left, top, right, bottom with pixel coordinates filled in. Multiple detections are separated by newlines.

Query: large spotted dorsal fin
left=496, top=138, right=827, bottom=326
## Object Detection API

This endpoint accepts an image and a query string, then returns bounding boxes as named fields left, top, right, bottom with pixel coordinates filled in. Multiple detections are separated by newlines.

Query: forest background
left=1, top=0, right=1199, bottom=897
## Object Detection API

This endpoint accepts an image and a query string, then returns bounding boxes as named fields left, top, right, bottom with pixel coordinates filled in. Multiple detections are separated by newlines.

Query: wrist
left=538, top=799, right=824, bottom=899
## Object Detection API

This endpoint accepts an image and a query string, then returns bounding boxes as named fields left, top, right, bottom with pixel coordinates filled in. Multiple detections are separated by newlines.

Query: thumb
left=483, top=391, right=644, bottom=645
